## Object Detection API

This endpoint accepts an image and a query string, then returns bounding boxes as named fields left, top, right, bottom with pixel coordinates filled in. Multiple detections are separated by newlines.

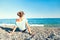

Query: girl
left=10, top=11, right=32, bottom=35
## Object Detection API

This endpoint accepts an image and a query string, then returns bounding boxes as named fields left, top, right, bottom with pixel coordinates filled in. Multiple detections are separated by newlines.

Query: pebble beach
left=0, top=25, right=60, bottom=40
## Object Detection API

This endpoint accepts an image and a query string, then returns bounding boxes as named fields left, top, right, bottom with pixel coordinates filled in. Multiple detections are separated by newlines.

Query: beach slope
left=0, top=25, right=60, bottom=40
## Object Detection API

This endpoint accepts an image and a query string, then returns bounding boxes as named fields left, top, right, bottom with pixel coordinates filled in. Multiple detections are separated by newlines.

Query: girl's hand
left=8, top=32, right=14, bottom=35
left=29, top=31, right=33, bottom=35
left=29, top=31, right=35, bottom=36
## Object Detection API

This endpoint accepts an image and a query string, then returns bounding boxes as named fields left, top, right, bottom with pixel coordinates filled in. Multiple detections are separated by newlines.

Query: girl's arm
left=12, top=26, right=17, bottom=33
left=26, top=22, right=32, bottom=34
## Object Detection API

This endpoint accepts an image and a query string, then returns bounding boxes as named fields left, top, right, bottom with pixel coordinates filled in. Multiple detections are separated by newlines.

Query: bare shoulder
left=16, top=19, right=19, bottom=22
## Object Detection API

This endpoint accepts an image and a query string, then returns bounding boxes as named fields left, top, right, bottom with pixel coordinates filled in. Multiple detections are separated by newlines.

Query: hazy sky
left=0, top=0, right=60, bottom=19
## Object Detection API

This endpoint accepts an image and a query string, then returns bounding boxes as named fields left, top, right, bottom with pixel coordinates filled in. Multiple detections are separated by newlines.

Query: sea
left=0, top=18, right=60, bottom=27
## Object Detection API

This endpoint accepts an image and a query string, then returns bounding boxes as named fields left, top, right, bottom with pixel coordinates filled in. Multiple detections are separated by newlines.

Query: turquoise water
left=28, top=18, right=60, bottom=24
left=0, top=18, right=60, bottom=24
left=0, top=18, right=60, bottom=27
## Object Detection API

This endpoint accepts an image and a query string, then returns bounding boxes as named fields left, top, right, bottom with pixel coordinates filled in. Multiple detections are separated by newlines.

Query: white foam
left=0, top=24, right=44, bottom=27
left=0, top=24, right=15, bottom=27
left=29, top=24, right=44, bottom=26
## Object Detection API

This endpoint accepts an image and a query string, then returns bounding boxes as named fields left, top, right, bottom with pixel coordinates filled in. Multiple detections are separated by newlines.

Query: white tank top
left=16, top=18, right=27, bottom=30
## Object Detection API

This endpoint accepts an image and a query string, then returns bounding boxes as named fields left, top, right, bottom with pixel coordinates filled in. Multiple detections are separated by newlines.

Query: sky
left=0, top=0, right=60, bottom=19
